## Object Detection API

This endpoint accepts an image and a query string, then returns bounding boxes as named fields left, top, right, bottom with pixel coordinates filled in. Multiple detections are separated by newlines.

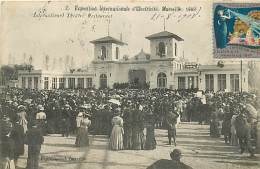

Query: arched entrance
left=157, top=72, right=167, bottom=88
left=100, top=74, right=107, bottom=88
left=128, top=70, right=146, bottom=88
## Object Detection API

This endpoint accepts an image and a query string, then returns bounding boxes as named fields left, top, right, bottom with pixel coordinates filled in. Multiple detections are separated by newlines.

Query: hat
left=65, top=104, right=70, bottom=108
left=18, top=105, right=26, bottom=111
left=77, top=112, right=83, bottom=117
left=37, top=105, right=44, bottom=111
left=80, top=104, right=91, bottom=109
left=13, top=102, right=18, bottom=107
left=170, top=149, right=182, bottom=159
left=84, top=113, right=91, bottom=117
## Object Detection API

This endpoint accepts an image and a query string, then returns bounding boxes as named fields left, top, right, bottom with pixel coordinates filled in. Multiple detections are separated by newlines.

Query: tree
left=0, top=64, right=34, bottom=81
left=0, top=65, right=15, bottom=81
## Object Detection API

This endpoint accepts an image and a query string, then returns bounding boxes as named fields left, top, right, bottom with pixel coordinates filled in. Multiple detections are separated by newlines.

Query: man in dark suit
left=147, top=149, right=193, bottom=169
left=25, top=121, right=44, bottom=169
left=10, top=121, right=25, bottom=167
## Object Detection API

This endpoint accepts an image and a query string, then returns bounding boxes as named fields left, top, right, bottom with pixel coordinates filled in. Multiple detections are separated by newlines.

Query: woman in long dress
left=110, top=109, right=124, bottom=150
left=144, top=107, right=156, bottom=150
left=17, top=105, right=28, bottom=134
left=76, top=113, right=91, bottom=147
left=132, top=105, right=145, bottom=150
left=75, top=111, right=84, bottom=146
left=230, top=114, right=238, bottom=146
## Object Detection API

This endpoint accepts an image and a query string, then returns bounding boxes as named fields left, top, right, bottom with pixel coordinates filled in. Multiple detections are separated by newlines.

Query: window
left=157, top=73, right=167, bottom=88
left=78, top=78, right=84, bottom=89
left=218, top=74, right=226, bottom=91
left=178, top=77, right=186, bottom=89
left=116, top=47, right=119, bottom=59
left=188, top=76, right=194, bottom=89
left=100, top=74, right=107, bottom=88
left=230, top=74, right=239, bottom=92
left=205, top=74, right=214, bottom=91
left=175, top=42, right=177, bottom=56
left=52, top=78, right=57, bottom=89
left=59, top=78, right=65, bottom=89
left=68, top=78, right=75, bottom=89
left=44, top=77, right=49, bottom=89
left=34, top=77, right=38, bottom=89
left=101, top=46, right=106, bottom=60
left=87, top=78, right=92, bottom=88
left=28, top=77, right=32, bottom=89
left=158, top=42, right=166, bottom=57
left=22, top=77, right=26, bottom=88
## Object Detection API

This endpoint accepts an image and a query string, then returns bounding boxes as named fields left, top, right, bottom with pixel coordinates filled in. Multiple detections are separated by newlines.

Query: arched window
left=157, top=72, right=167, bottom=88
left=100, top=74, right=107, bottom=88
left=116, top=47, right=119, bottom=59
left=158, top=42, right=166, bottom=57
left=101, top=46, right=106, bottom=60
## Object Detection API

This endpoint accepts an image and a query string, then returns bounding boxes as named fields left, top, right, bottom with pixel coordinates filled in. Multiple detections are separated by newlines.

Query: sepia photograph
left=0, top=0, right=260, bottom=169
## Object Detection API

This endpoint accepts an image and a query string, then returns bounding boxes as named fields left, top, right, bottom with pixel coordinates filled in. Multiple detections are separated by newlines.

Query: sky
left=0, top=1, right=214, bottom=70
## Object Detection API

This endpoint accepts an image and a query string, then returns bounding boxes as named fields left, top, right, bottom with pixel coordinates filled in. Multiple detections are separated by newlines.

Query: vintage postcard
left=0, top=1, right=260, bottom=169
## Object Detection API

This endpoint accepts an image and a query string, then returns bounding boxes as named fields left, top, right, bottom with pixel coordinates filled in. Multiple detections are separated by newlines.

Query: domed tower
left=145, top=30, right=184, bottom=60
left=90, top=36, right=127, bottom=62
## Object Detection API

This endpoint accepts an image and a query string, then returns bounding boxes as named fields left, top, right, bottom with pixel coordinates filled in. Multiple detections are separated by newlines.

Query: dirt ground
left=17, top=122, right=260, bottom=169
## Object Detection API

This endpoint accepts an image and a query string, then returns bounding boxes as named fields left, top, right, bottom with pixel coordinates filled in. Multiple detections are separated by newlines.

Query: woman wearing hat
left=36, top=105, right=47, bottom=136
left=17, top=105, right=28, bottom=134
left=110, top=108, right=124, bottom=150
left=76, top=107, right=91, bottom=147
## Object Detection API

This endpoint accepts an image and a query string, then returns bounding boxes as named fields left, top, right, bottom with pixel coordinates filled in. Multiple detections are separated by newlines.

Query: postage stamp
left=213, top=3, right=260, bottom=59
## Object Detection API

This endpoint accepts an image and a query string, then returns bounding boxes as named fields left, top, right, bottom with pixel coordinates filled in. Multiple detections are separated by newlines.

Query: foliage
left=0, top=64, right=34, bottom=81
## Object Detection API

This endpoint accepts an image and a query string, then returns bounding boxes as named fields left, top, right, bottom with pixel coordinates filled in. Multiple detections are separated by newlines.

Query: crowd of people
left=0, top=87, right=259, bottom=169
left=208, top=92, right=258, bottom=157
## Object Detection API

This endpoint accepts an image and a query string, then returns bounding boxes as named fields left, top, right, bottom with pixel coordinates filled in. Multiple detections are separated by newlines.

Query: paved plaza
left=17, top=123, right=259, bottom=169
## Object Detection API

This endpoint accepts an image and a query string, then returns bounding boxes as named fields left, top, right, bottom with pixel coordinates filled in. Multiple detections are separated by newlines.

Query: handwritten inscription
left=32, top=4, right=202, bottom=22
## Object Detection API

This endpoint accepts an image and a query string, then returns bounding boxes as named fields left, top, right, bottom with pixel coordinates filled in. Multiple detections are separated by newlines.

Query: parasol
left=24, top=99, right=32, bottom=104
left=111, top=94, right=121, bottom=99
left=108, top=99, right=121, bottom=106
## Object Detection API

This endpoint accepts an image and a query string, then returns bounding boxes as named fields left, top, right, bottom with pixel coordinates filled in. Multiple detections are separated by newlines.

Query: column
left=18, top=76, right=22, bottom=88
left=198, top=74, right=204, bottom=91
left=31, top=77, right=34, bottom=89
left=75, top=77, right=78, bottom=89
left=65, top=78, right=68, bottom=88
left=195, top=76, right=198, bottom=88
left=49, top=77, right=52, bottom=90
left=25, top=76, right=28, bottom=89
left=226, top=74, right=230, bottom=92
left=213, top=74, right=218, bottom=92
left=84, top=78, right=87, bottom=88
left=185, top=76, right=188, bottom=89
left=57, top=77, right=60, bottom=89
